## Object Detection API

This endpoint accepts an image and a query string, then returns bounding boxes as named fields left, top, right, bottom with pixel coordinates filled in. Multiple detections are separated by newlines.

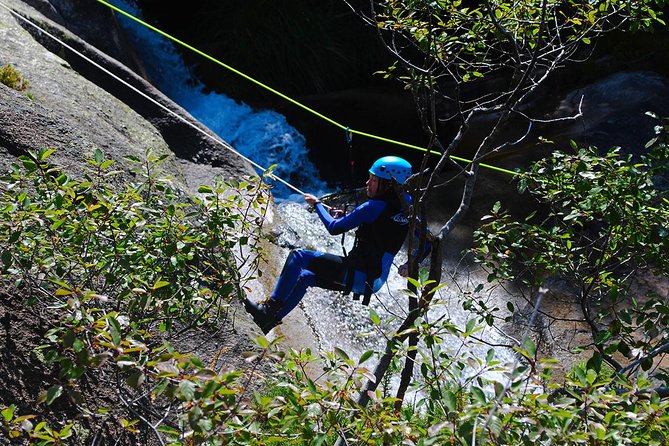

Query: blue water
left=110, top=0, right=328, bottom=199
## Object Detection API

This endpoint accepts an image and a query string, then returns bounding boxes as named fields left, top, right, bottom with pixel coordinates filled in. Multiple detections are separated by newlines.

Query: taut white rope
left=0, top=0, right=307, bottom=196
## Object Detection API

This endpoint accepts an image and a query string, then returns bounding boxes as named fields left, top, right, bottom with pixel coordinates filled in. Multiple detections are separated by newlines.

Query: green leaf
left=586, top=352, right=602, bottom=373
left=39, top=149, right=55, bottom=161
left=1, top=250, right=12, bottom=268
left=52, top=217, right=66, bottom=230
left=494, top=381, right=505, bottom=398
left=151, top=280, right=170, bottom=290
left=471, top=386, right=486, bottom=404
left=564, top=210, right=581, bottom=221
left=574, top=366, right=587, bottom=386
left=177, top=380, right=196, bottom=401
left=20, top=157, right=36, bottom=171
left=444, top=390, right=457, bottom=412
left=594, top=330, right=611, bottom=344
left=8, top=230, right=21, bottom=243
left=72, top=339, right=84, bottom=353
left=359, top=350, right=374, bottom=364
left=50, top=279, right=71, bottom=290
left=55, top=174, right=68, bottom=185
left=1, top=405, right=15, bottom=423
left=419, top=267, right=429, bottom=283
left=522, top=337, right=536, bottom=358
left=108, top=317, right=122, bottom=348
left=334, top=347, right=350, bottom=362
left=59, top=424, right=73, bottom=439
left=369, top=308, right=380, bottom=326
left=465, top=318, right=476, bottom=334
left=123, top=155, right=141, bottom=163
left=45, top=385, right=63, bottom=405
left=256, top=336, right=269, bottom=349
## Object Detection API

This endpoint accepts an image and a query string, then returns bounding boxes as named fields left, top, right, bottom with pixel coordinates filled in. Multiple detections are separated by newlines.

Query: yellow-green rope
left=96, top=0, right=519, bottom=177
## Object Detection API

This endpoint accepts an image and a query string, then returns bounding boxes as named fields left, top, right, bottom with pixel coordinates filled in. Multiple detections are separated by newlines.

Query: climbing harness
left=347, top=160, right=415, bottom=306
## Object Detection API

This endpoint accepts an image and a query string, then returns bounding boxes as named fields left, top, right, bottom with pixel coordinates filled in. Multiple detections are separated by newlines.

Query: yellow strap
left=95, top=0, right=519, bottom=177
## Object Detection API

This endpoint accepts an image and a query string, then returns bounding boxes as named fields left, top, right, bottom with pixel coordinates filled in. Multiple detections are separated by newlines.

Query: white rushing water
left=110, top=0, right=327, bottom=200
left=275, top=202, right=517, bottom=366
left=111, top=0, right=517, bottom=385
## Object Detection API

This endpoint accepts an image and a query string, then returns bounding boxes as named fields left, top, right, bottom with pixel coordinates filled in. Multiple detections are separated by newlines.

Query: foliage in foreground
left=473, top=117, right=669, bottom=379
left=0, top=148, right=272, bottom=444
left=1, top=146, right=668, bottom=445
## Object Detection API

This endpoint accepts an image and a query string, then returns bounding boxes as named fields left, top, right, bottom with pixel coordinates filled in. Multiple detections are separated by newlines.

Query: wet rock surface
left=0, top=1, right=281, bottom=440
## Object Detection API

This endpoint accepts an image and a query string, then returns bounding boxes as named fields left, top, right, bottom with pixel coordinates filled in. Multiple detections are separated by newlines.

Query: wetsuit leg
left=271, top=249, right=347, bottom=320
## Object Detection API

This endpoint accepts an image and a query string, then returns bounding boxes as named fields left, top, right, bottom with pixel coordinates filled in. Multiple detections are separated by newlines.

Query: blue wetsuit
left=271, top=190, right=413, bottom=320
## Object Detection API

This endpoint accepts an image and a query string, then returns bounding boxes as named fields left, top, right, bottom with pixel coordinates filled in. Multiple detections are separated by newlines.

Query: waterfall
left=110, top=0, right=328, bottom=200
left=110, top=0, right=517, bottom=388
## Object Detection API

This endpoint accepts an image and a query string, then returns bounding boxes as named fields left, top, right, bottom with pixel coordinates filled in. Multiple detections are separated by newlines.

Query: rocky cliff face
left=0, top=0, right=253, bottom=186
left=0, top=1, right=292, bottom=437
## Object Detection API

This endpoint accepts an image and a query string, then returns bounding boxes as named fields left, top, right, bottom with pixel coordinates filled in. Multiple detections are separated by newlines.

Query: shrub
left=2, top=145, right=668, bottom=445
left=0, top=64, right=29, bottom=91
left=0, top=148, right=271, bottom=443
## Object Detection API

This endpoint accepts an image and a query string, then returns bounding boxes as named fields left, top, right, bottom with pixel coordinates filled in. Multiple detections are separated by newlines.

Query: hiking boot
left=244, top=298, right=282, bottom=334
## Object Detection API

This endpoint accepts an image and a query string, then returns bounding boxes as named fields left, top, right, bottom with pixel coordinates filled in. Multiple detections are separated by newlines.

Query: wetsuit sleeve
left=314, top=200, right=385, bottom=235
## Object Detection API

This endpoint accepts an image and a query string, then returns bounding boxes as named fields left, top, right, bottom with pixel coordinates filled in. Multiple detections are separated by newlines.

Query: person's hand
left=304, top=193, right=319, bottom=207
left=398, top=262, right=409, bottom=277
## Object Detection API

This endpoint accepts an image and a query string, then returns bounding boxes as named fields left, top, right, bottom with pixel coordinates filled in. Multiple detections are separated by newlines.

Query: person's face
left=366, top=174, right=382, bottom=198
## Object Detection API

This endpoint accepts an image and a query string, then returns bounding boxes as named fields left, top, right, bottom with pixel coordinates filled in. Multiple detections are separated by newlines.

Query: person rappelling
left=244, top=155, right=430, bottom=334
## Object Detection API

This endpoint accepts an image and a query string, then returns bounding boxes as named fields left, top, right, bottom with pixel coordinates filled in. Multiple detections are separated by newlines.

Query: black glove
left=328, top=207, right=345, bottom=218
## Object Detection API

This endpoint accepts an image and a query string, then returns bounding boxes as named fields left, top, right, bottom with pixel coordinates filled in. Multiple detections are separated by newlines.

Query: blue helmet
left=369, top=156, right=412, bottom=184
